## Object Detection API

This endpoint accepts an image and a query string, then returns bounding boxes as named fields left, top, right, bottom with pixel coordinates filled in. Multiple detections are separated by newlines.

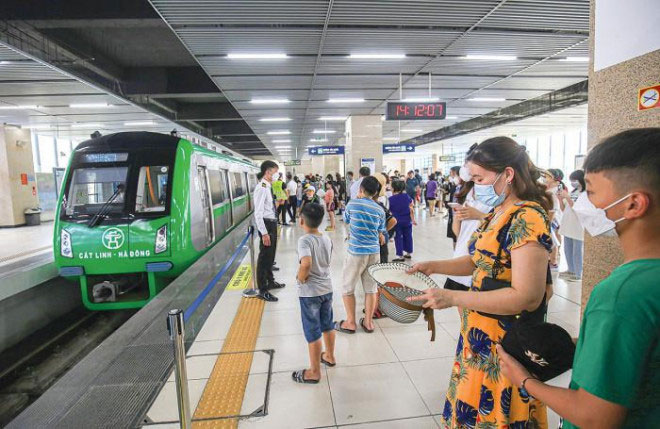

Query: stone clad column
left=345, top=115, right=383, bottom=175
left=432, top=154, right=439, bottom=172
left=582, top=0, right=660, bottom=313
left=0, top=126, right=39, bottom=226
left=323, top=155, right=341, bottom=177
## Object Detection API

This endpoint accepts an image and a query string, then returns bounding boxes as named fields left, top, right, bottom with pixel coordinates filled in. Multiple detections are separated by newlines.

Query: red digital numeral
left=414, top=104, right=424, bottom=117
left=396, top=105, right=409, bottom=117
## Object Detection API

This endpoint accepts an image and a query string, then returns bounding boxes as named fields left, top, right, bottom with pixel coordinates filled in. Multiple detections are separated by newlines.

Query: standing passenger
left=349, top=166, right=370, bottom=200
left=286, top=173, right=298, bottom=223
left=389, top=180, right=415, bottom=262
left=253, top=161, right=285, bottom=302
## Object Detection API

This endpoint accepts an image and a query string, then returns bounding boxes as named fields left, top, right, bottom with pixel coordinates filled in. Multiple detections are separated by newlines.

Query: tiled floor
left=147, top=207, right=582, bottom=428
left=0, top=221, right=53, bottom=264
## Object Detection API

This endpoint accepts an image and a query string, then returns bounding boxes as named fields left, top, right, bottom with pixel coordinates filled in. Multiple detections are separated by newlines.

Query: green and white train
left=54, top=132, right=258, bottom=310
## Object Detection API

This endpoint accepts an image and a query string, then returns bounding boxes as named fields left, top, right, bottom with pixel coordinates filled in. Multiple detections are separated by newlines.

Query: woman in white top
left=542, top=169, right=564, bottom=270
left=558, top=170, right=586, bottom=281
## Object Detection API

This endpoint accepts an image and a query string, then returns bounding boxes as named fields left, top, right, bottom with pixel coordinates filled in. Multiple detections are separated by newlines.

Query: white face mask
left=459, top=166, right=471, bottom=182
left=572, top=192, right=631, bottom=237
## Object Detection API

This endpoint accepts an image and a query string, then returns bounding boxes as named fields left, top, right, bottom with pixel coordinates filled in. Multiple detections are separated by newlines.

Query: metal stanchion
left=167, top=309, right=192, bottom=429
left=243, top=226, right=259, bottom=298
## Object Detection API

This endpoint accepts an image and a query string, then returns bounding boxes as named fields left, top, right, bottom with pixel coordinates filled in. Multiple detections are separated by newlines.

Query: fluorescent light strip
left=312, top=129, right=336, bottom=134
left=468, top=97, right=506, bottom=102
left=26, top=125, right=53, bottom=130
left=349, top=54, right=406, bottom=59
left=69, top=103, right=111, bottom=108
left=267, top=130, right=291, bottom=135
left=227, top=53, right=288, bottom=59
left=310, top=138, right=328, bottom=142
left=259, top=117, right=291, bottom=122
left=327, top=98, right=364, bottom=103
left=250, top=98, right=290, bottom=104
left=402, top=97, right=440, bottom=102
left=72, top=123, right=102, bottom=128
left=0, top=105, right=38, bottom=109
left=272, top=139, right=291, bottom=143
left=274, top=146, right=292, bottom=149
left=318, top=116, right=346, bottom=121
left=464, top=55, right=517, bottom=61
left=561, top=57, right=589, bottom=62
left=445, top=116, right=458, bottom=119
left=124, top=121, right=156, bottom=126
left=383, top=137, right=399, bottom=141
left=401, top=129, right=422, bottom=132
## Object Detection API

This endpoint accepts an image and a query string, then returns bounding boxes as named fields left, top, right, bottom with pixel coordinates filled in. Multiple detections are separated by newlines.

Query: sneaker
left=403, top=254, right=412, bottom=259
left=272, top=265, right=280, bottom=271
left=569, top=275, right=582, bottom=282
left=392, top=257, right=405, bottom=262
left=558, top=271, right=574, bottom=279
left=268, top=281, right=286, bottom=289
left=325, top=226, right=335, bottom=231
left=257, top=291, right=278, bottom=302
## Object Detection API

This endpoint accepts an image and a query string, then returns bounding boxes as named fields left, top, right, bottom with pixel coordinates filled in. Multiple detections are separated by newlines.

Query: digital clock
left=385, top=101, right=447, bottom=120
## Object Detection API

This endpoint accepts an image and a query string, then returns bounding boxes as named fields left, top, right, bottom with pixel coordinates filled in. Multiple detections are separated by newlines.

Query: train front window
left=65, top=167, right=127, bottom=216
left=135, top=165, right=170, bottom=213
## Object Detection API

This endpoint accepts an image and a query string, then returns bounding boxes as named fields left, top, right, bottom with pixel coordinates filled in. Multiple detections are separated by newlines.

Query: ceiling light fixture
left=312, top=129, right=336, bottom=134
left=464, top=55, right=517, bottom=61
left=468, top=97, right=506, bottom=102
left=227, top=53, right=288, bottom=59
left=327, top=98, right=365, bottom=103
left=272, top=139, right=291, bottom=143
left=402, top=97, right=440, bottom=102
left=267, top=130, right=291, bottom=135
left=259, top=117, right=291, bottom=122
left=69, top=103, right=112, bottom=108
left=561, top=57, right=589, bottom=62
left=274, top=145, right=291, bottom=149
left=72, top=123, right=102, bottom=128
left=349, top=54, right=406, bottom=59
left=383, top=137, right=399, bottom=141
left=309, top=138, right=328, bottom=142
left=445, top=116, right=458, bottom=119
left=124, top=121, right=156, bottom=126
left=318, top=116, right=346, bottom=121
left=250, top=98, right=290, bottom=105
left=0, top=105, right=38, bottom=110
left=401, top=129, right=422, bottom=132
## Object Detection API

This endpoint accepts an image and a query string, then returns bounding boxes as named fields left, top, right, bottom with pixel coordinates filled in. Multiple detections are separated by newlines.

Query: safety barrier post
left=243, top=225, right=258, bottom=298
left=167, top=309, right=192, bottom=429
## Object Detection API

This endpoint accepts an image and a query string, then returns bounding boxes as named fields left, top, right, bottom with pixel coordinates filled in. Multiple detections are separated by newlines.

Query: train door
left=196, top=165, right=215, bottom=246
left=244, top=172, right=251, bottom=210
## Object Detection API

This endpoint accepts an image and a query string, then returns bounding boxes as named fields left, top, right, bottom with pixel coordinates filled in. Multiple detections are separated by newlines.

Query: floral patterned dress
left=441, top=201, right=553, bottom=429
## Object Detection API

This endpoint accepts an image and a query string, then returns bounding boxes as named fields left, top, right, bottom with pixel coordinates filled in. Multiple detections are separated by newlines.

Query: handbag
left=476, top=206, right=547, bottom=324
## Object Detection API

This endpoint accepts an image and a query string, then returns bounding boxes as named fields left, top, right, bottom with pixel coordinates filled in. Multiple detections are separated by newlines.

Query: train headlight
left=155, top=225, right=168, bottom=254
left=61, top=229, right=73, bottom=258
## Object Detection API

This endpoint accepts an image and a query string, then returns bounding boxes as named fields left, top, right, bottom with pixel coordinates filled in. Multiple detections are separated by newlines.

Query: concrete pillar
left=432, top=154, right=439, bottom=172
left=311, top=156, right=324, bottom=176
left=581, top=0, right=660, bottom=313
left=0, top=126, right=39, bottom=227
left=323, top=155, right=341, bottom=177
left=345, top=115, right=382, bottom=176
left=299, top=159, right=313, bottom=177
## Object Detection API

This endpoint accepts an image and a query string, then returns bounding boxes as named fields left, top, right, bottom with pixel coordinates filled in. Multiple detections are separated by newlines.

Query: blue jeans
left=299, top=292, right=334, bottom=343
left=564, top=236, right=583, bottom=277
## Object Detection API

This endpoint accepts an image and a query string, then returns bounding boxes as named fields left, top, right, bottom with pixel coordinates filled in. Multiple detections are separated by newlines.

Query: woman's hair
left=466, top=136, right=553, bottom=212
left=380, top=172, right=390, bottom=184
left=392, top=180, right=405, bottom=193
left=569, top=169, right=586, bottom=190
left=455, top=181, right=474, bottom=204
left=428, top=173, right=436, bottom=181
left=257, top=160, right=278, bottom=180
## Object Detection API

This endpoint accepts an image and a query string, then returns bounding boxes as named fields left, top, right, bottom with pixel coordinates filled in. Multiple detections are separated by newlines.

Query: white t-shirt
left=448, top=190, right=491, bottom=287
left=286, top=180, right=297, bottom=197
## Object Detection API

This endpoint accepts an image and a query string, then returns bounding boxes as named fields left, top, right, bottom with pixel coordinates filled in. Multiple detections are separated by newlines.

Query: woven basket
left=378, top=282, right=425, bottom=324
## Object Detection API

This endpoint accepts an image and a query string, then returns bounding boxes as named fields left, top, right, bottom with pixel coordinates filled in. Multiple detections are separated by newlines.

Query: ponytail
left=258, top=160, right=278, bottom=181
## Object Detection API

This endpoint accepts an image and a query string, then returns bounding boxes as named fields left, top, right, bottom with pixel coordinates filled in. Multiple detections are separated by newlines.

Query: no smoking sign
left=638, top=84, right=660, bottom=111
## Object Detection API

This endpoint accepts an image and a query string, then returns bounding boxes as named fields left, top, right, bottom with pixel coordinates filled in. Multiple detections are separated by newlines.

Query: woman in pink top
left=324, top=182, right=336, bottom=231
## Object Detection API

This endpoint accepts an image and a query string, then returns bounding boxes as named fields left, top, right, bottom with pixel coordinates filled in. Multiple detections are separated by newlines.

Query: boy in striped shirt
left=335, top=176, right=387, bottom=334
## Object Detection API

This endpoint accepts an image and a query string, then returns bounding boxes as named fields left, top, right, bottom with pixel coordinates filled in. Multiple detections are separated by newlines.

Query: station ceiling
left=1, top=0, right=590, bottom=159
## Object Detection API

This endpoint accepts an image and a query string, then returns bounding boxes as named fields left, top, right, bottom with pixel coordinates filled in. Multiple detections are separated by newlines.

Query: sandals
left=392, top=257, right=405, bottom=262
left=334, top=320, right=356, bottom=334
left=360, top=317, right=374, bottom=334
left=321, top=352, right=336, bottom=367
left=292, top=369, right=319, bottom=384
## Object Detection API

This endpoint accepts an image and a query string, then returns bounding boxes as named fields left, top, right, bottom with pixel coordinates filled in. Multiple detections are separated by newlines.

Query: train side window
left=230, top=172, right=245, bottom=198
left=136, top=165, right=169, bottom=213
left=209, top=169, right=229, bottom=205
left=247, top=173, right=257, bottom=191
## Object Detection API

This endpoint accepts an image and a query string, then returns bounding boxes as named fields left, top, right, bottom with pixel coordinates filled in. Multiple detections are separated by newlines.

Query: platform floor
left=147, top=208, right=580, bottom=428
left=0, top=222, right=53, bottom=265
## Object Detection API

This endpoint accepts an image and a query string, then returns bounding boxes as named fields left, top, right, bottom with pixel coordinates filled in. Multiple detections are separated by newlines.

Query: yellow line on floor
left=226, top=265, right=252, bottom=290
left=192, top=296, right=265, bottom=428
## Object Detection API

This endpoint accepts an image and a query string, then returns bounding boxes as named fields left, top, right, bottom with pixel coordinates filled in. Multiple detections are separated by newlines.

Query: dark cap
left=501, top=322, right=575, bottom=382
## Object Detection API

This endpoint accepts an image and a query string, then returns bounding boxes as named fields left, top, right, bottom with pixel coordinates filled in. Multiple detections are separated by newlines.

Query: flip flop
left=291, top=369, right=319, bottom=384
left=321, top=352, right=336, bottom=367
left=360, top=317, right=375, bottom=333
left=334, top=320, right=356, bottom=334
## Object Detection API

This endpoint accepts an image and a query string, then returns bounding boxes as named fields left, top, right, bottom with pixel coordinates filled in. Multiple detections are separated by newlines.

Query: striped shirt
left=344, top=197, right=387, bottom=255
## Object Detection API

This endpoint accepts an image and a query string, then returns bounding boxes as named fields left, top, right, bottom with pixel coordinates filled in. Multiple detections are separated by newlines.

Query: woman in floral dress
left=409, top=137, right=554, bottom=428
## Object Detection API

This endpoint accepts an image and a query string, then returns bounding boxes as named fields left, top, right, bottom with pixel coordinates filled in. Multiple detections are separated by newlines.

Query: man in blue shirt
left=405, top=170, right=420, bottom=205
left=335, top=176, right=387, bottom=334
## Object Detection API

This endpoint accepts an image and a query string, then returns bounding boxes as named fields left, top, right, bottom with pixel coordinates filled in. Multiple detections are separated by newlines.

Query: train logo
left=101, top=228, right=125, bottom=250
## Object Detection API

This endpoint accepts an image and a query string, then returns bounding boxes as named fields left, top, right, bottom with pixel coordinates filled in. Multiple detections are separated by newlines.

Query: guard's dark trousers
left=256, top=219, right=278, bottom=292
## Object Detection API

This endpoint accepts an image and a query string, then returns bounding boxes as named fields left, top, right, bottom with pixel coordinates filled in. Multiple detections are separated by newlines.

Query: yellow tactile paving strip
left=192, top=295, right=265, bottom=428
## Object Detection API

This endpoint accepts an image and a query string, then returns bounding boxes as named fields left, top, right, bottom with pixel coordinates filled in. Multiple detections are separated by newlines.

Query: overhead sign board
left=284, top=160, right=301, bottom=166
left=638, top=84, right=660, bottom=111
left=382, top=144, right=415, bottom=153
left=439, top=155, right=456, bottom=162
left=386, top=101, right=447, bottom=121
left=308, top=145, right=345, bottom=156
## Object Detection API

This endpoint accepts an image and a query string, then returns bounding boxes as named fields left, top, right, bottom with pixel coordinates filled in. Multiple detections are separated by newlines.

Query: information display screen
left=386, top=101, right=446, bottom=120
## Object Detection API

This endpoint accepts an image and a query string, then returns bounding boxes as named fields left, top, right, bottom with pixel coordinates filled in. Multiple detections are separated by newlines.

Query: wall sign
left=382, top=144, right=415, bottom=153
left=308, top=146, right=345, bottom=155
left=386, top=101, right=446, bottom=120
left=284, top=160, right=301, bottom=166
left=638, top=84, right=660, bottom=110
left=439, top=155, right=456, bottom=162
left=20, top=173, right=28, bottom=185
left=360, top=158, right=376, bottom=173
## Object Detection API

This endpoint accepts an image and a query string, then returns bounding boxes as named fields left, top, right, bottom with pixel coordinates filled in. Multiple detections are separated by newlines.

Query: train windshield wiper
left=87, top=184, right=125, bottom=228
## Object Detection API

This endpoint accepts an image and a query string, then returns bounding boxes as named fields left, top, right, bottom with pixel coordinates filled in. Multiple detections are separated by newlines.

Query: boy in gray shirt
left=292, top=203, right=336, bottom=384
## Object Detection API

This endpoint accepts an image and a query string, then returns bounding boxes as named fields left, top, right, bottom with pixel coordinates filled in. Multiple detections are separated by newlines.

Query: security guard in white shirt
left=253, top=160, right=285, bottom=302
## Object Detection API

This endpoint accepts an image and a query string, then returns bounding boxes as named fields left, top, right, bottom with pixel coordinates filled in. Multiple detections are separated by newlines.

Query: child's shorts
left=299, top=292, right=334, bottom=343
left=342, top=252, right=379, bottom=295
